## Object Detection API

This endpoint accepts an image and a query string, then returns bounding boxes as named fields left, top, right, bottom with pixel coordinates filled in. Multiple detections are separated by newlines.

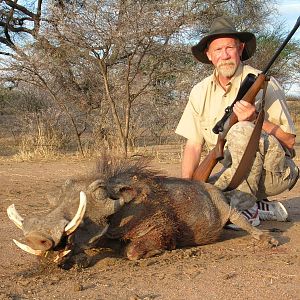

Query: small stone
left=129, top=295, right=142, bottom=300
left=73, top=283, right=84, bottom=292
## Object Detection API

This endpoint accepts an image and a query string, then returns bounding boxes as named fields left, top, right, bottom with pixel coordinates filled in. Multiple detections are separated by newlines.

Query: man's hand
left=233, top=100, right=256, bottom=121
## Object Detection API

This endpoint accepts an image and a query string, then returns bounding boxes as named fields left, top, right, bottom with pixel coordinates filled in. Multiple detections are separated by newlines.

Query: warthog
left=7, top=158, right=278, bottom=266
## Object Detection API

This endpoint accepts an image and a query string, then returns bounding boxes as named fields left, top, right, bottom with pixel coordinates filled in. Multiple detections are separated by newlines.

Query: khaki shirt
left=175, top=63, right=296, bottom=150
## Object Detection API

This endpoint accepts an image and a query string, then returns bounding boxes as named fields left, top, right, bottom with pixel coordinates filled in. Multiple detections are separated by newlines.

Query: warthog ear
left=64, top=191, right=87, bottom=235
left=7, top=204, right=24, bottom=229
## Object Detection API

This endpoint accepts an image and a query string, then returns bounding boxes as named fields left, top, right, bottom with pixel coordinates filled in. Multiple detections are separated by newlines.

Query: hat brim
left=191, top=31, right=256, bottom=64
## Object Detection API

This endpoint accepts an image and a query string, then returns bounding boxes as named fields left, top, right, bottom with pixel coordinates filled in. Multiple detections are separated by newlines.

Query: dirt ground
left=1, top=156, right=300, bottom=300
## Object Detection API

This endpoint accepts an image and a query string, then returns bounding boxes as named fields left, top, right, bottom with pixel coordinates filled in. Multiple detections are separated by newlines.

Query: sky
left=277, top=0, right=300, bottom=39
left=277, top=0, right=300, bottom=95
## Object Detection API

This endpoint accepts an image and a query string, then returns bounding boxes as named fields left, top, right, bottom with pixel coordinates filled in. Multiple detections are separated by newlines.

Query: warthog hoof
left=259, top=233, right=279, bottom=248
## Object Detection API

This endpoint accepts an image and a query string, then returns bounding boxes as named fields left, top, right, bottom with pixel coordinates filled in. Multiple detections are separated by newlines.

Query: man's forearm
left=181, top=141, right=202, bottom=179
left=263, top=120, right=295, bottom=149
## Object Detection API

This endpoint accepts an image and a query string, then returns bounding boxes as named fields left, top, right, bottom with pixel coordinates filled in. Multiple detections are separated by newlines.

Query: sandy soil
left=0, top=157, right=300, bottom=300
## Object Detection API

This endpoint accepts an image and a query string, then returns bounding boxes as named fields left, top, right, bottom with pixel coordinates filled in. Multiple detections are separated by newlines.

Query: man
left=176, top=16, right=299, bottom=227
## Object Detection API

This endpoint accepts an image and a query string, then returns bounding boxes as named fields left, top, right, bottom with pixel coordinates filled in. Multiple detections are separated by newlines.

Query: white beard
left=217, top=61, right=238, bottom=78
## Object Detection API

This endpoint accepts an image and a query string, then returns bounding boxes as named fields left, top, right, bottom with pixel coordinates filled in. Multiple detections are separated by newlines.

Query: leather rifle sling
left=223, top=79, right=268, bottom=192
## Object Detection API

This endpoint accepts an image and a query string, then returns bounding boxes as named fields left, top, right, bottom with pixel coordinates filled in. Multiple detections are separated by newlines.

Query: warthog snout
left=25, top=232, right=54, bottom=251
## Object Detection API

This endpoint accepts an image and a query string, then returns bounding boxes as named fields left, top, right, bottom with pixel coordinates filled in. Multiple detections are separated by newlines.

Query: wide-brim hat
left=192, top=16, right=256, bottom=64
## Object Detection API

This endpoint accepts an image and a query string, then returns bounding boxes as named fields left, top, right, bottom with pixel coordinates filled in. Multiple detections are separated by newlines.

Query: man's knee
left=227, top=121, right=255, bottom=147
left=287, top=163, right=299, bottom=191
left=259, top=160, right=299, bottom=197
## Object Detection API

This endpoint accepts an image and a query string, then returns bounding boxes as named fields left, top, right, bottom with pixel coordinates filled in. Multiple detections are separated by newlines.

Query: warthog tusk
left=64, top=191, right=87, bottom=235
left=53, top=250, right=71, bottom=263
left=7, top=204, right=24, bottom=229
left=13, top=239, right=43, bottom=256
left=88, top=224, right=109, bottom=244
left=87, top=179, right=105, bottom=192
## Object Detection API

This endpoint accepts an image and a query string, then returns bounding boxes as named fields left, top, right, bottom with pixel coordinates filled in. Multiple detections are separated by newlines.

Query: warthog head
left=7, top=190, right=90, bottom=263
left=7, top=170, right=137, bottom=265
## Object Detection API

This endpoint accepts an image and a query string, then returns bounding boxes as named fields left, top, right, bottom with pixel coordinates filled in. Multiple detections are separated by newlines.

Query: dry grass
left=1, top=101, right=300, bottom=162
left=130, top=144, right=184, bottom=163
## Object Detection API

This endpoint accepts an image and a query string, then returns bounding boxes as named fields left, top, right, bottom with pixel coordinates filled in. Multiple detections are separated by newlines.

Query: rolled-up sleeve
left=175, top=84, right=204, bottom=144
left=265, top=77, right=296, bottom=135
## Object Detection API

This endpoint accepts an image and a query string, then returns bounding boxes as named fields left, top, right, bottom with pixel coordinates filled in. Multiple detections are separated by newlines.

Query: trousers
left=212, top=121, right=299, bottom=211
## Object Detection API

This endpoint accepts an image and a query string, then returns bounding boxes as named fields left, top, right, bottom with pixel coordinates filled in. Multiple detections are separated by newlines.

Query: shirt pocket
left=199, top=119, right=218, bottom=150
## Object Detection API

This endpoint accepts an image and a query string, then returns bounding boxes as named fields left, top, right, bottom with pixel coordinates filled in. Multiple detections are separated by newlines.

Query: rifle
left=192, top=16, right=300, bottom=182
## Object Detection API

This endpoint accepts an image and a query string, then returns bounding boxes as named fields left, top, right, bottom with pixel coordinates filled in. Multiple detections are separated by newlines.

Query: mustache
left=217, top=60, right=236, bottom=67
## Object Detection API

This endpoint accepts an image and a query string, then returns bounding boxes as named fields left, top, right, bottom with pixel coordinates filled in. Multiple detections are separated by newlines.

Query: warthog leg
left=124, top=214, right=176, bottom=260
left=228, top=208, right=279, bottom=247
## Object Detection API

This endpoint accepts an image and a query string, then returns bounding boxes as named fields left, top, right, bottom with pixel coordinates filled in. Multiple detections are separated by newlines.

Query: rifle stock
left=192, top=73, right=266, bottom=182
left=192, top=136, right=225, bottom=181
